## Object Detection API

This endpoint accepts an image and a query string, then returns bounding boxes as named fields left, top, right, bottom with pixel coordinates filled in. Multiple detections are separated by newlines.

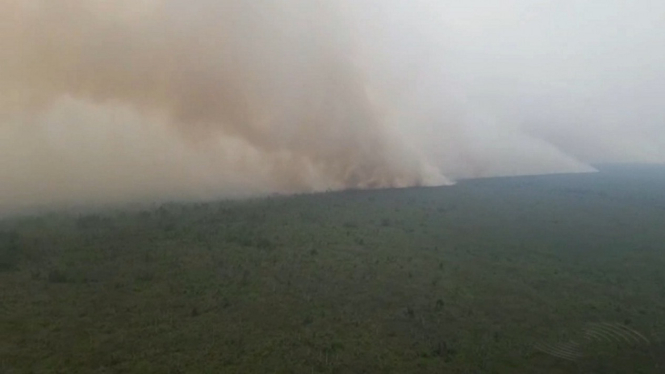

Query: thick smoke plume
left=2, top=0, right=665, bottom=212
left=0, top=0, right=445, bottom=211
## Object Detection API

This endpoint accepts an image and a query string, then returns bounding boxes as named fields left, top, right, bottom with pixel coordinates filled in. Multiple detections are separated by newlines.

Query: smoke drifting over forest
left=1, top=0, right=664, bottom=211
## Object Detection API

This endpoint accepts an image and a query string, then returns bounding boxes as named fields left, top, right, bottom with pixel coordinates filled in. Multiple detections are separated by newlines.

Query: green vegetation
left=1, top=165, right=665, bottom=373
left=0, top=230, right=20, bottom=271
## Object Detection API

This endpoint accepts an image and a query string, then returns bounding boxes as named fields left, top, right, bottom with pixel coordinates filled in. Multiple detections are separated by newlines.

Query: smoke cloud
left=1, top=0, right=664, bottom=211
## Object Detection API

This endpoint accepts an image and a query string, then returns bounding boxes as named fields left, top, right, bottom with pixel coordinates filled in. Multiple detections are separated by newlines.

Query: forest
left=1, top=165, right=664, bottom=373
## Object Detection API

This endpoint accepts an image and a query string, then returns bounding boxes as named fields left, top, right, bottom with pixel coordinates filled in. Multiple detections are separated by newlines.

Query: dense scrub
left=1, top=166, right=665, bottom=373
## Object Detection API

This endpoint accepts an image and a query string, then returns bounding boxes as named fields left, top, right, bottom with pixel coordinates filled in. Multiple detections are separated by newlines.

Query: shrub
left=47, top=269, right=69, bottom=283
left=0, top=230, right=20, bottom=271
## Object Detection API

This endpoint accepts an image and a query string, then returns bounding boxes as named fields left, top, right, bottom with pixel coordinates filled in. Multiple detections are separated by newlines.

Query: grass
left=1, top=165, right=665, bottom=373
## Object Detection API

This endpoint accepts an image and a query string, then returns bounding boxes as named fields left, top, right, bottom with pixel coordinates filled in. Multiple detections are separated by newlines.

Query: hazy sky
left=1, top=0, right=664, bottom=211
left=352, top=0, right=665, bottom=174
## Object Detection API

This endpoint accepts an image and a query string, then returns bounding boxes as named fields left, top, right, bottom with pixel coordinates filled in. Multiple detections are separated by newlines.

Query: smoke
left=0, top=0, right=447, bottom=211
left=2, top=0, right=664, bottom=211
left=349, top=0, right=665, bottom=179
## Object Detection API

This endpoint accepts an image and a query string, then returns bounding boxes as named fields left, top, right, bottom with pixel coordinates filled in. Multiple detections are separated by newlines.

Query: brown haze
left=0, top=0, right=446, bottom=212
left=2, top=0, right=665, bottom=212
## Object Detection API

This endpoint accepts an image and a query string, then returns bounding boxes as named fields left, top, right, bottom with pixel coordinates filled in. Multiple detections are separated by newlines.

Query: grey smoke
left=1, top=0, right=664, bottom=211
